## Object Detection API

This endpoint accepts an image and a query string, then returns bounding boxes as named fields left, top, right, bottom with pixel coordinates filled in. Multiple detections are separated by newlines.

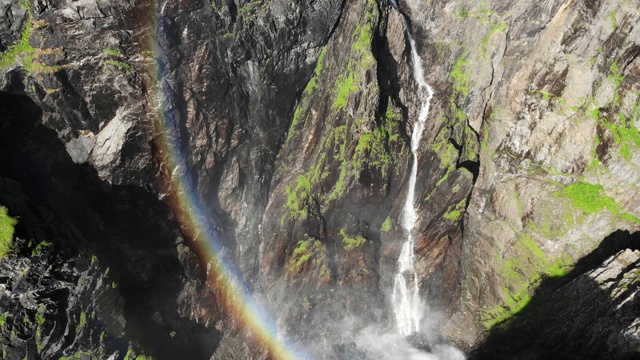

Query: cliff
left=0, top=0, right=639, bottom=359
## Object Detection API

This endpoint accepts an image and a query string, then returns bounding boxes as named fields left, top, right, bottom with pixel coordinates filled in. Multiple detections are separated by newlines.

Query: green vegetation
left=339, top=229, right=367, bottom=250
left=105, top=59, right=133, bottom=74
left=604, top=114, right=640, bottom=161
left=533, top=89, right=552, bottom=100
left=558, top=181, right=618, bottom=214
left=59, top=352, right=95, bottom=360
left=288, top=238, right=319, bottom=273
left=481, top=21, right=508, bottom=55
left=31, top=240, right=52, bottom=256
left=280, top=1, right=402, bottom=221
left=484, top=231, right=573, bottom=329
left=35, top=305, right=45, bottom=353
left=607, top=9, right=618, bottom=30
left=103, top=48, right=122, bottom=56
left=450, top=52, right=470, bottom=97
left=123, top=347, right=154, bottom=360
left=555, top=180, right=640, bottom=223
left=285, top=47, right=327, bottom=144
left=607, top=61, right=624, bottom=105
left=455, top=9, right=469, bottom=19
left=332, top=70, right=358, bottom=110
left=0, top=206, right=17, bottom=259
left=331, top=6, right=376, bottom=110
left=0, top=1, right=34, bottom=69
left=78, top=312, right=87, bottom=332
left=304, top=47, right=326, bottom=96
left=443, top=199, right=467, bottom=222
left=283, top=175, right=312, bottom=223
left=380, top=217, right=393, bottom=232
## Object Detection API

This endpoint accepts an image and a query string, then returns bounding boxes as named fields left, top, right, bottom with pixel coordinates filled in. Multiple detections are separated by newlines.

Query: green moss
left=0, top=1, right=34, bottom=69
left=332, top=69, right=358, bottom=110
left=331, top=7, right=375, bottom=110
left=285, top=47, right=327, bottom=144
left=35, top=305, right=45, bottom=353
left=450, top=51, right=470, bottom=97
left=607, top=9, right=618, bottom=30
left=482, top=286, right=532, bottom=329
left=287, top=237, right=325, bottom=275
left=105, top=59, right=133, bottom=74
left=78, top=312, right=87, bottom=332
left=485, top=231, right=575, bottom=329
left=280, top=2, right=389, bottom=213
left=304, top=47, right=326, bottom=96
left=528, top=202, right=572, bottom=239
left=475, top=6, right=498, bottom=24
left=558, top=181, right=618, bottom=214
left=0, top=206, right=17, bottom=259
left=443, top=199, right=466, bottom=222
left=103, top=48, right=122, bottom=56
left=481, top=21, right=508, bottom=55
left=352, top=126, right=396, bottom=178
left=520, top=233, right=546, bottom=262
left=339, top=229, right=367, bottom=250
left=380, top=217, right=393, bottom=232
left=31, top=240, right=52, bottom=256
left=546, top=255, right=569, bottom=278
left=124, top=348, right=136, bottom=360
left=533, top=89, right=551, bottom=100
left=283, top=175, right=312, bottom=223
left=604, top=114, right=640, bottom=161
left=455, top=9, right=469, bottom=19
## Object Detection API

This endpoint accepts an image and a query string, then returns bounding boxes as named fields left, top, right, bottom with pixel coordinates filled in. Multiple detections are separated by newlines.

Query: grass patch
left=558, top=181, right=618, bottom=214
left=283, top=175, right=312, bottom=223
left=443, top=199, right=467, bottom=222
left=103, top=48, right=122, bottom=56
left=0, top=206, right=17, bottom=259
left=105, top=59, right=133, bottom=74
left=604, top=114, right=640, bottom=160
left=380, top=216, right=393, bottom=232
left=481, top=21, right=508, bottom=55
left=0, top=1, right=34, bottom=69
left=340, top=229, right=367, bottom=250
left=450, top=51, right=470, bottom=97
left=332, top=69, right=358, bottom=110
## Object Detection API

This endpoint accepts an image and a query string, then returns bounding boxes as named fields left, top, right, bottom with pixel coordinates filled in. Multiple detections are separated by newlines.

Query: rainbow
left=142, top=2, right=307, bottom=359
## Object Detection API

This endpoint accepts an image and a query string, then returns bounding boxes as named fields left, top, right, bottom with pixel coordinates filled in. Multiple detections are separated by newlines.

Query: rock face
left=1, top=0, right=640, bottom=358
left=471, top=230, right=640, bottom=359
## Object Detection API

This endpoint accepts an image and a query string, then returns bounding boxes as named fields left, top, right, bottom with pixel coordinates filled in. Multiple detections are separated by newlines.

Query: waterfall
left=391, top=11, right=435, bottom=336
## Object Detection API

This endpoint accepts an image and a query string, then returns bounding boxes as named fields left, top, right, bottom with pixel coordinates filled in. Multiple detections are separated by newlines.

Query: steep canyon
left=1, top=0, right=640, bottom=359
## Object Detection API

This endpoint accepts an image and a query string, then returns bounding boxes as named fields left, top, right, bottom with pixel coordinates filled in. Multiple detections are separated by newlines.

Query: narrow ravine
left=391, top=8, right=435, bottom=336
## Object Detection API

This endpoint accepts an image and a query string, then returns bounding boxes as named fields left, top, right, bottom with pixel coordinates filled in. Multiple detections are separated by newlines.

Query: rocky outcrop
left=0, top=85, right=217, bottom=357
left=471, top=230, right=640, bottom=359
left=421, top=0, right=640, bottom=350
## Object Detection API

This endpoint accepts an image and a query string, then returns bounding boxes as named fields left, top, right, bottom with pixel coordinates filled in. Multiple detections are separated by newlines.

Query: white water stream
left=391, top=24, right=435, bottom=336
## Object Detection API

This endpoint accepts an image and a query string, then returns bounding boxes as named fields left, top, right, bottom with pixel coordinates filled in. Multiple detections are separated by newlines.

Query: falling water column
left=391, top=26, right=435, bottom=336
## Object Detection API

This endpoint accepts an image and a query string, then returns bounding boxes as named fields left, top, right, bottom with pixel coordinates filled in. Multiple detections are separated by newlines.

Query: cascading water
left=391, top=8, right=435, bottom=336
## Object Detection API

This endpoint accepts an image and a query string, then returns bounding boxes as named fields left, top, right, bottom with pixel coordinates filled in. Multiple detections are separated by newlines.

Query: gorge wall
left=1, top=0, right=640, bottom=359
